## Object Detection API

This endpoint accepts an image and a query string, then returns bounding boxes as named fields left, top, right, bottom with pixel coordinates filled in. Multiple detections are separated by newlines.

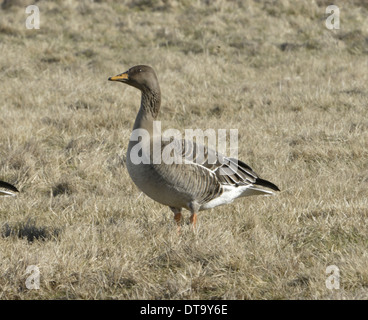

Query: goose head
left=108, top=65, right=160, bottom=94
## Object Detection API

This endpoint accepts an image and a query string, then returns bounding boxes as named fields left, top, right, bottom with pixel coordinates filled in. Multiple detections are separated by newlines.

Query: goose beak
left=108, top=72, right=129, bottom=82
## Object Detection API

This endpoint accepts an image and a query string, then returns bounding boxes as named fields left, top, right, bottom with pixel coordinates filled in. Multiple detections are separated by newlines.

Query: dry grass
left=0, top=0, right=367, bottom=299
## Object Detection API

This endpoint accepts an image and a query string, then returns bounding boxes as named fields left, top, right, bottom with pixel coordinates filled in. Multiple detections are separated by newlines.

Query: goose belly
left=126, top=160, right=190, bottom=209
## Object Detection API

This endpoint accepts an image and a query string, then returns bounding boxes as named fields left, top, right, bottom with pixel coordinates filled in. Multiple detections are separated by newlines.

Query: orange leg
left=174, top=212, right=182, bottom=233
left=190, top=212, right=197, bottom=229
left=174, top=212, right=182, bottom=225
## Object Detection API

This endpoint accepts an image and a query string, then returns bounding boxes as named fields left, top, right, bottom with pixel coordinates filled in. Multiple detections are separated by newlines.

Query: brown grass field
left=0, top=0, right=367, bottom=300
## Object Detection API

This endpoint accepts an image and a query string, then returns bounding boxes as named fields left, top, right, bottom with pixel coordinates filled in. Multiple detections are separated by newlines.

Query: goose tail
left=0, top=180, right=19, bottom=197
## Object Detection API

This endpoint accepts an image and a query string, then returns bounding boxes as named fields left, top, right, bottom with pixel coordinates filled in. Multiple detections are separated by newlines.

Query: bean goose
left=109, top=65, right=279, bottom=228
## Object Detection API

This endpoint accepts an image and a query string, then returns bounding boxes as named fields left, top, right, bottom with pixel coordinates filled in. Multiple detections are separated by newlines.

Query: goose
left=0, top=180, right=19, bottom=197
left=109, top=65, right=279, bottom=228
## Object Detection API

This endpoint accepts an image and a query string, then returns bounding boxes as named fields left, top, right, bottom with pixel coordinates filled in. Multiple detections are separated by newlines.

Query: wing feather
left=158, top=138, right=279, bottom=207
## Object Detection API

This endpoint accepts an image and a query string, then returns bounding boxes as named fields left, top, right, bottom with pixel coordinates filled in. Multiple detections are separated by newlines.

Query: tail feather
left=254, top=178, right=280, bottom=192
left=0, top=180, right=19, bottom=196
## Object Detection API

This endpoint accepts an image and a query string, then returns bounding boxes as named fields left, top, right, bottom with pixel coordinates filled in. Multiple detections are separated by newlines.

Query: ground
left=0, top=0, right=367, bottom=299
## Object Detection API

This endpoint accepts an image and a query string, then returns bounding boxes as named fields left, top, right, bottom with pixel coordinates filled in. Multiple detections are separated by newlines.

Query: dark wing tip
left=255, top=178, right=280, bottom=192
left=0, top=180, right=19, bottom=193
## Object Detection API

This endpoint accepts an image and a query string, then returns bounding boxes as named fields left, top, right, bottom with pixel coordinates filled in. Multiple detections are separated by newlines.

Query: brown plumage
left=109, top=65, right=279, bottom=229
